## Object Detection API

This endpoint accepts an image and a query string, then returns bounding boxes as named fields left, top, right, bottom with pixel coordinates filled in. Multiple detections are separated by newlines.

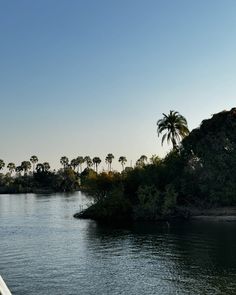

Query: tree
left=36, top=163, right=45, bottom=173
left=7, top=162, right=16, bottom=175
left=105, top=153, right=114, bottom=172
left=149, top=155, right=161, bottom=165
left=84, top=156, right=93, bottom=169
left=136, top=155, right=147, bottom=167
left=21, top=161, right=31, bottom=175
left=76, top=156, right=84, bottom=173
left=60, top=168, right=80, bottom=192
left=15, top=165, right=23, bottom=176
left=118, top=156, right=127, bottom=171
left=60, top=156, right=69, bottom=170
left=140, top=155, right=148, bottom=165
left=0, top=159, right=5, bottom=171
left=93, top=157, right=102, bottom=173
left=157, top=110, right=189, bottom=150
left=43, top=162, right=50, bottom=172
left=30, top=155, right=38, bottom=173
left=70, top=159, right=78, bottom=171
left=180, top=108, right=236, bottom=205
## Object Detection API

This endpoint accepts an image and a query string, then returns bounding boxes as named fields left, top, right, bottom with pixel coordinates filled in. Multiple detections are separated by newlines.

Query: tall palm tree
left=36, top=163, right=44, bottom=173
left=92, top=157, right=101, bottom=173
left=118, top=156, right=127, bottom=171
left=84, top=156, right=93, bottom=168
left=21, top=161, right=32, bottom=175
left=30, top=155, right=38, bottom=173
left=15, top=165, right=23, bottom=176
left=76, top=156, right=84, bottom=173
left=140, top=155, right=147, bottom=165
left=7, top=162, right=16, bottom=175
left=0, top=159, right=5, bottom=171
left=149, top=155, right=161, bottom=165
left=157, top=110, right=189, bottom=150
left=136, top=155, right=148, bottom=167
left=60, top=156, right=69, bottom=170
left=43, top=162, right=50, bottom=172
left=105, top=153, right=114, bottom=172
left=70, top=159, right=78, bottom=171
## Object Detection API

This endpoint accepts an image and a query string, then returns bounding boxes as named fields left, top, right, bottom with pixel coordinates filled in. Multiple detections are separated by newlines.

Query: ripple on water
left=1, top=194, right=236, bottom=294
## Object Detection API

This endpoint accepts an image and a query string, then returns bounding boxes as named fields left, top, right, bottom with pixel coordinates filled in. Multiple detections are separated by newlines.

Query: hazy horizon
left=1, top=0, right=236, bottom=170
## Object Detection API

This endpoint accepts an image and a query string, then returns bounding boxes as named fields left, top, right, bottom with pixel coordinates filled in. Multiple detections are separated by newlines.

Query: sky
left=1, top=0, right=236, bottom=171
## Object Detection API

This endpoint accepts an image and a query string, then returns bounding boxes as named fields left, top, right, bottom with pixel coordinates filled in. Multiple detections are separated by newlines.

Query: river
left=0, top=193, right=236, bottom=294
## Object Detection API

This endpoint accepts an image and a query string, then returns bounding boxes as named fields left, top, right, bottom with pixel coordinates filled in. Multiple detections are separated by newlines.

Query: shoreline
left=74, top=206, right=236, bottom=222
left=189, top=206, right=236, bottom=221
left=191, top=215, right=236, bottom=221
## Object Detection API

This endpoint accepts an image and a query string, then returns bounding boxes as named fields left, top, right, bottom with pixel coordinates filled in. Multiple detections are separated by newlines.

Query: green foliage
left=92, top=157, right=102, bottom=173
left=84, top=156, right=93, bottom=168
left=80, top=187, right=132, bottom=221
left=7, top=163, right=16, bottom=174
left=60, top=156, right=69, bottom=169
left=30, top=155, right=38, bottom=172
left=105, top=153, right=114, bottom=171
left=21, top=161, right=31, bottom=175
left=0, top=159, right=5, bottom=171
left=133, top=185, right=161, bottom=220
left=181, top=108, right=236, bottom=206
left=162, top=185, right=178, bottom=215
left=157, top=110, right=189, bottom=150
left=118, top=156, right=127, bottom=170
left=57, top=168, right=80, bottom=192
left=3, top=107, right=236, bottom=221
left=81, top=170, right=121, bottom=201
left=133, top=184, right=177, bottom=220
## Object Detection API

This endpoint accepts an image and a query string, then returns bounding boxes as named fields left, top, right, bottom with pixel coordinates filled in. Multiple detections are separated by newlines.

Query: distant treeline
left=0, top=154, right=159, bottom=194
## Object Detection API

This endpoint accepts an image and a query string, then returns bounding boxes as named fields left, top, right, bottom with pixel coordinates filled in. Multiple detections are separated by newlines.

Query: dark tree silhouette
left=157, top=110, right=189, bottom=150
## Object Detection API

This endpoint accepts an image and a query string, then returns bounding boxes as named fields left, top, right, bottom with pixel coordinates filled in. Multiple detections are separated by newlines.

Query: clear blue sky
left=1, top=0, right=236, bottom=170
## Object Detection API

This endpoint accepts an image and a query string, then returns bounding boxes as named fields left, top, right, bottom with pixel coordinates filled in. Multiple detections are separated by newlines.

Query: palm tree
left=149, top=155, right=161, bottom=165
left=135, top=155, right=147, bottom=167
left=21, top=161, right=32, bottom=175
left=157, top=110, right=189, bottom=150
left=15, top=165, right=23, bottom=176
left=136, top=158, right=142, bottom=167
left=70, top=159, right=78, bottom=171
left=7, top=162, right=16, bottom=175
left=140, top=155, right=147, bottom=165
left=0, top=159, right=5, bottom=171
left=92, top=157, right=101, bottom=173
left=76, top=156, right=84, bottom=173
left=118, top=156, right=127, bottom=171
left=43, top=162, right=50, bottom=172
left=30, top=155, right=38, bottom=173
left=36, top=163, right=45, bottom=172
left=105, top=153, right=114, bottom=172
left=84, top=156, right=93, bottom=168
left=60, top=156, right=69, bottom=170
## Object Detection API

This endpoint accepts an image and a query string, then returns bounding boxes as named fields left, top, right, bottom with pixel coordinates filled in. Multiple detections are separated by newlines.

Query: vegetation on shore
left=75, top=108, right=236, bottom=221
left=0, top=153, right=130, bottom=194
left=2, top=108, right=236, bottom=222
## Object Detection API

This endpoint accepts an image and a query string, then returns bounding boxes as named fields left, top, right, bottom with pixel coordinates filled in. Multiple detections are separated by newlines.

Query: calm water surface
left=1, top=193, right=236, bottom=294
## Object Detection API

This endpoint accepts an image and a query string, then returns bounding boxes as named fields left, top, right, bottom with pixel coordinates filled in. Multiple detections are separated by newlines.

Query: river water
left=0, top=193, right=236, bottom=295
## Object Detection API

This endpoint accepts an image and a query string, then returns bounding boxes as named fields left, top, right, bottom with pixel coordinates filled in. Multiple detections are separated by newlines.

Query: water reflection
left=84, top=221, right=236, bottom=294
left=0, top=193, right=236, bottom=294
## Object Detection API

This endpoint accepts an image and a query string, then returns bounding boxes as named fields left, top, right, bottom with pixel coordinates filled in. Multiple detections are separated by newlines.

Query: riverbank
left=189, top=207, right=236, bottom=221
left=74, top=205, right=236, bottom=222
left=0, top=188, right=57, bottom=194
